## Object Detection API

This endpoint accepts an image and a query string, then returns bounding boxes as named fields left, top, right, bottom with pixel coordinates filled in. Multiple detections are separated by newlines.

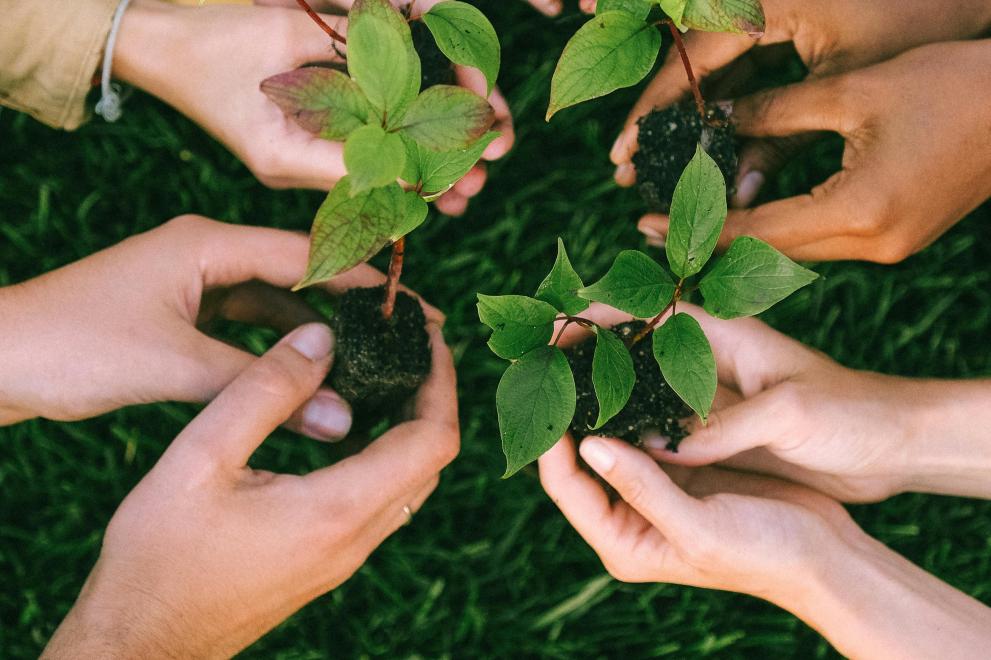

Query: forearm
left=787, top=532, right=991, bottom=659
left=904, top=379, right=991, bottom=499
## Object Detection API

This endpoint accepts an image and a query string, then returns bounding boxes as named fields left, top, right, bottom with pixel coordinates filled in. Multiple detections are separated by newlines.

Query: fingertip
left=435, top=192, right=468, bottom=217
left=483, top=132, right=513, bottom=160
left=615, top=162, right=636, bottom=187
left=454, top=165, right=487, bottom=198
left=578, top=436, right=617, bottom=475
left=638, top=215, right=668, bottom=242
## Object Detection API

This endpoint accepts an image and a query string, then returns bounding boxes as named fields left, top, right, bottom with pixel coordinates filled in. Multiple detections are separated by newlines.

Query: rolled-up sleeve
left=0, top=0, right=120, bottom=130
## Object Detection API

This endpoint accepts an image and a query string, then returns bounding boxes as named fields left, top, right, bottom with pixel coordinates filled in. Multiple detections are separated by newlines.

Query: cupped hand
left=251, top=0, right=521, bottom=215
left=44, top=322, right=459, bottom=659
left=0, top=215, right=440, bottom=437
left=539, top=433, right=859, bottom=608
left=613, top=0, right=991, bottom=191
left=637, top=40, right=991, bottom=263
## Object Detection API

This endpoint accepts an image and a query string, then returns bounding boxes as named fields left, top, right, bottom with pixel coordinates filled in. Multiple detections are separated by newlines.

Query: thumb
left=175, top=323, right=335, bottom=468
left=645, top=388, right=791, bottom=465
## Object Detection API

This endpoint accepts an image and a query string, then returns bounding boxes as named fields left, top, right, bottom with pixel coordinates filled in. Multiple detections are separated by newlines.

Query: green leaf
left=401, top=131, right=498, bottom=194
left=343, top=125, right=406, bottom=195
left=652, top=313, right=716, bottom=422
left=699, top=236, right=818, bottom=319
left=682, top=0, right=766, bottom=36
left=578, top=250, right=675, bottom=318
left=477, top=294, right=558, bottom=360
left=399, top=85, right=495, bottom=151
left=294, top=178, right=408, bottom=289
left=597, top=0, right=653, bottom=20
left=423, top=1, right=501, bottom=94
left=535, top=239, right=588, bottom=316
left=666, top=144, right=728, bottom=278
left=392, top=190, right=429, bottom=239
left=658, top=0, right=688, bottom=29
left=590, top=327, right=635, bottom=429
left=348, top=0, right=419, bottom=122
left=547, top=12, right=661, bottom=121
left=497, top=346, right=576, bottom=478
left=260, top=68, right=373, bottom=141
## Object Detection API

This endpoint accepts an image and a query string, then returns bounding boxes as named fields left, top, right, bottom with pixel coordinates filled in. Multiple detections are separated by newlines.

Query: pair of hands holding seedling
left=0, top=218, right=457, bottom=657
left=591, top=0, right=991, bottom=262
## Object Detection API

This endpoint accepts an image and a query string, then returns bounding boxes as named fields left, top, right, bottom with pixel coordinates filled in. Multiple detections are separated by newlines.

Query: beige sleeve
left=0, top=0, right=120, bottom=130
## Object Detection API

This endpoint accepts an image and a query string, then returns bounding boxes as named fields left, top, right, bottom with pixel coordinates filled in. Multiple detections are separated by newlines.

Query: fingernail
left=734, top=170, right=765, bottom=208
left=579, top=438, right=616, bottom=474
left=286, top=323, right=333, bottom=361
left=302, top=391, right=352, bottom=440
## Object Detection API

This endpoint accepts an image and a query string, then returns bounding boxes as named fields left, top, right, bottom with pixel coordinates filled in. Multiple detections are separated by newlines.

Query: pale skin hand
left=0, top=215, right=441, bottom=439
left=554, top=302, right=991, bottom=503
left=43, top=322, right=460, bottom=659
left=539, top=435, right=991, bottom=659
left=251, top=0, right=524, bottom=215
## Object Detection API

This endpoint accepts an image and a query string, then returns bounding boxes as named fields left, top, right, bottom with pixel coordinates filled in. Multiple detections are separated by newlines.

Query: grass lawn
left=2, top=2, right=990, bottom=657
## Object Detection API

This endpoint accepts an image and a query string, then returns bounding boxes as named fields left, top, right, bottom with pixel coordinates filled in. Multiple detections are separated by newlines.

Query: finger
left=611, top=31, right=754, bottom=168
left=434, top=190, right=469, bottom=217
left=201, top=281, right=323, bottom=334
left=732, top=133, right=821, bottom=208
left=453, top=164, right=487, bottom=198
left=528, top=0, right=563, bottom=17
left=456, top=68, right=514, bottom=160
left=537, top=436, right=617, bottom=549
left=304, top=324, right=459, bottom=510
left=175, top=323, right=334, bottom=467
left=579, top=0, right=596, bottom=13
left=732, top=75, right=863, bottom=138
left=579, top=437, right=704, bottom=541
left=266, top=135, right=347, bottom=191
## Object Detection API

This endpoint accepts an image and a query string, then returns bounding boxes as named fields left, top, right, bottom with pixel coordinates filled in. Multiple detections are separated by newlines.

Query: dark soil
left=566, top=321, right=691, bottom=451
left=633, top=101, right=737, bottom=213
left=329, top=287, right=431, bottom=416
left=411, top=20, right=456, bottom=89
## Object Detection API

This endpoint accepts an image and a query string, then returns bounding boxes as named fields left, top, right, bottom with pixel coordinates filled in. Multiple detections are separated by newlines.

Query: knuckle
left=620, top=473, right=650, bottom=510
left=771, top=382, right=807, bottom=429
left=248, top=355, right=306, bottom=399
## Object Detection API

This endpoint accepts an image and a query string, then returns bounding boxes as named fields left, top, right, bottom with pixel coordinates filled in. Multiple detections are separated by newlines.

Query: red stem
left=630, top=279, right=685, bottom=345
left=381, top=237, right=405, bottom=320
left=296, top=0, right=347, bottom=45
left=663, top=20, right=706, bottom=121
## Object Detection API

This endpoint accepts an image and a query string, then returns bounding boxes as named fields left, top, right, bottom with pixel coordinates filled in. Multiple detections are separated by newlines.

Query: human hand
left=636, top=40, right=991, bottom=263
left=539, top=435, right=991, bottom=659
left=612, top=0, right=991, bottom=193
left=0, top=215, right=440, bottom=436
left=249, top=0, right=520, bottom=215
left=43, top=321, right=459, bottom=659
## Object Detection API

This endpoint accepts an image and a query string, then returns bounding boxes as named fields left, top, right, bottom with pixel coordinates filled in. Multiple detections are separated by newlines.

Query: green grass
left=2, top=3, right=990, bottom=657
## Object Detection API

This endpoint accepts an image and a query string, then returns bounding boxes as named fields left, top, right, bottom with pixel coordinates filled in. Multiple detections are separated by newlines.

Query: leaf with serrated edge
left=535, top=239, right=588, bottom=316
left=399, top=85, right=495, bottom=151
left=653, top=313, right=716, bottom=422
left=578, top=250, right=675, bottom=318
left=597, top=0, right=653, bottom=20
left=423, top=1, right=501, bottom=94
left=682, top=0, right=765, bottom=36
left=477, top=294, right=558, bottom=360
left=343, top=125, right=406, bottom=195
left=591, top=326, right=635, bottom=429
left=402, top=131, right=498, bottom=193
left=498, top=346, right=576, bottom=478
left=294, top=178, right=407, bottom=289
left=349, top=0, right=419, bottom=122
left=260, top=68, right=373, bottom=141
left=700, top=236, right=818, bottom=319
left=547, top=12, right=661, bottom=120
left=666, top=144, right=727, bottom=278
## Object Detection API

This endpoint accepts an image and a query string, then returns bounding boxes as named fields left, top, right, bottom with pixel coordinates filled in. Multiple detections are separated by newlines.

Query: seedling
left=260, top=0, right=501, bottom=409
left=480, top=146, right=817, bottom=477
left=547, top=0, right=765, bottom=210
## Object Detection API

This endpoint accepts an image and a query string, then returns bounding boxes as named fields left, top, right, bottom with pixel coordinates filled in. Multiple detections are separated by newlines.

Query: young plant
left=261, top=0, right=501, bottom=317
left=479, top=146, right=817, bottom=477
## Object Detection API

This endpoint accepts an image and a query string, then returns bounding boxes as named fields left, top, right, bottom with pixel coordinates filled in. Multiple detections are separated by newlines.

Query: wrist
left=112, top=0, right=187, bottom=95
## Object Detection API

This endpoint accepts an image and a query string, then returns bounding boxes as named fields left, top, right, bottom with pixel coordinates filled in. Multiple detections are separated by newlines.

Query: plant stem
left=630, top=278, right=685, bottom=345
left=296, top=0, right=347, bottom=45
left=663, top=19, right=706, bottom=122
left=381, top=237, right=405, bottom=320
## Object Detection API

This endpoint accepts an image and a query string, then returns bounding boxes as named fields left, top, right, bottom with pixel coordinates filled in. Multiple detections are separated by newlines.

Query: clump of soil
left=411, top=20, right=456, bottom=89
left=633, top=101, right=737, bottom=213
left=565, top=321, right=691, bottom=451
left=329, top=286, right=431, bottom=413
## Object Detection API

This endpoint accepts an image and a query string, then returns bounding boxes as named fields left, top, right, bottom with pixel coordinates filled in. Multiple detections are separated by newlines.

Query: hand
left=0, top=214, right=440, bottom=436
left=249, top=0, right=521, bottom=215
left=636, top=40, right=991, bottom=263
left=612, top=0, right=991, bottom=192
left=540, top=435, right=991, bottom=659
left=44, top=322, right=460, bottom=658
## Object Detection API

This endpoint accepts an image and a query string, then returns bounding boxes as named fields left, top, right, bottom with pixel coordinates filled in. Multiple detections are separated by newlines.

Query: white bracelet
left=95, top=0, right=134, bottom=122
